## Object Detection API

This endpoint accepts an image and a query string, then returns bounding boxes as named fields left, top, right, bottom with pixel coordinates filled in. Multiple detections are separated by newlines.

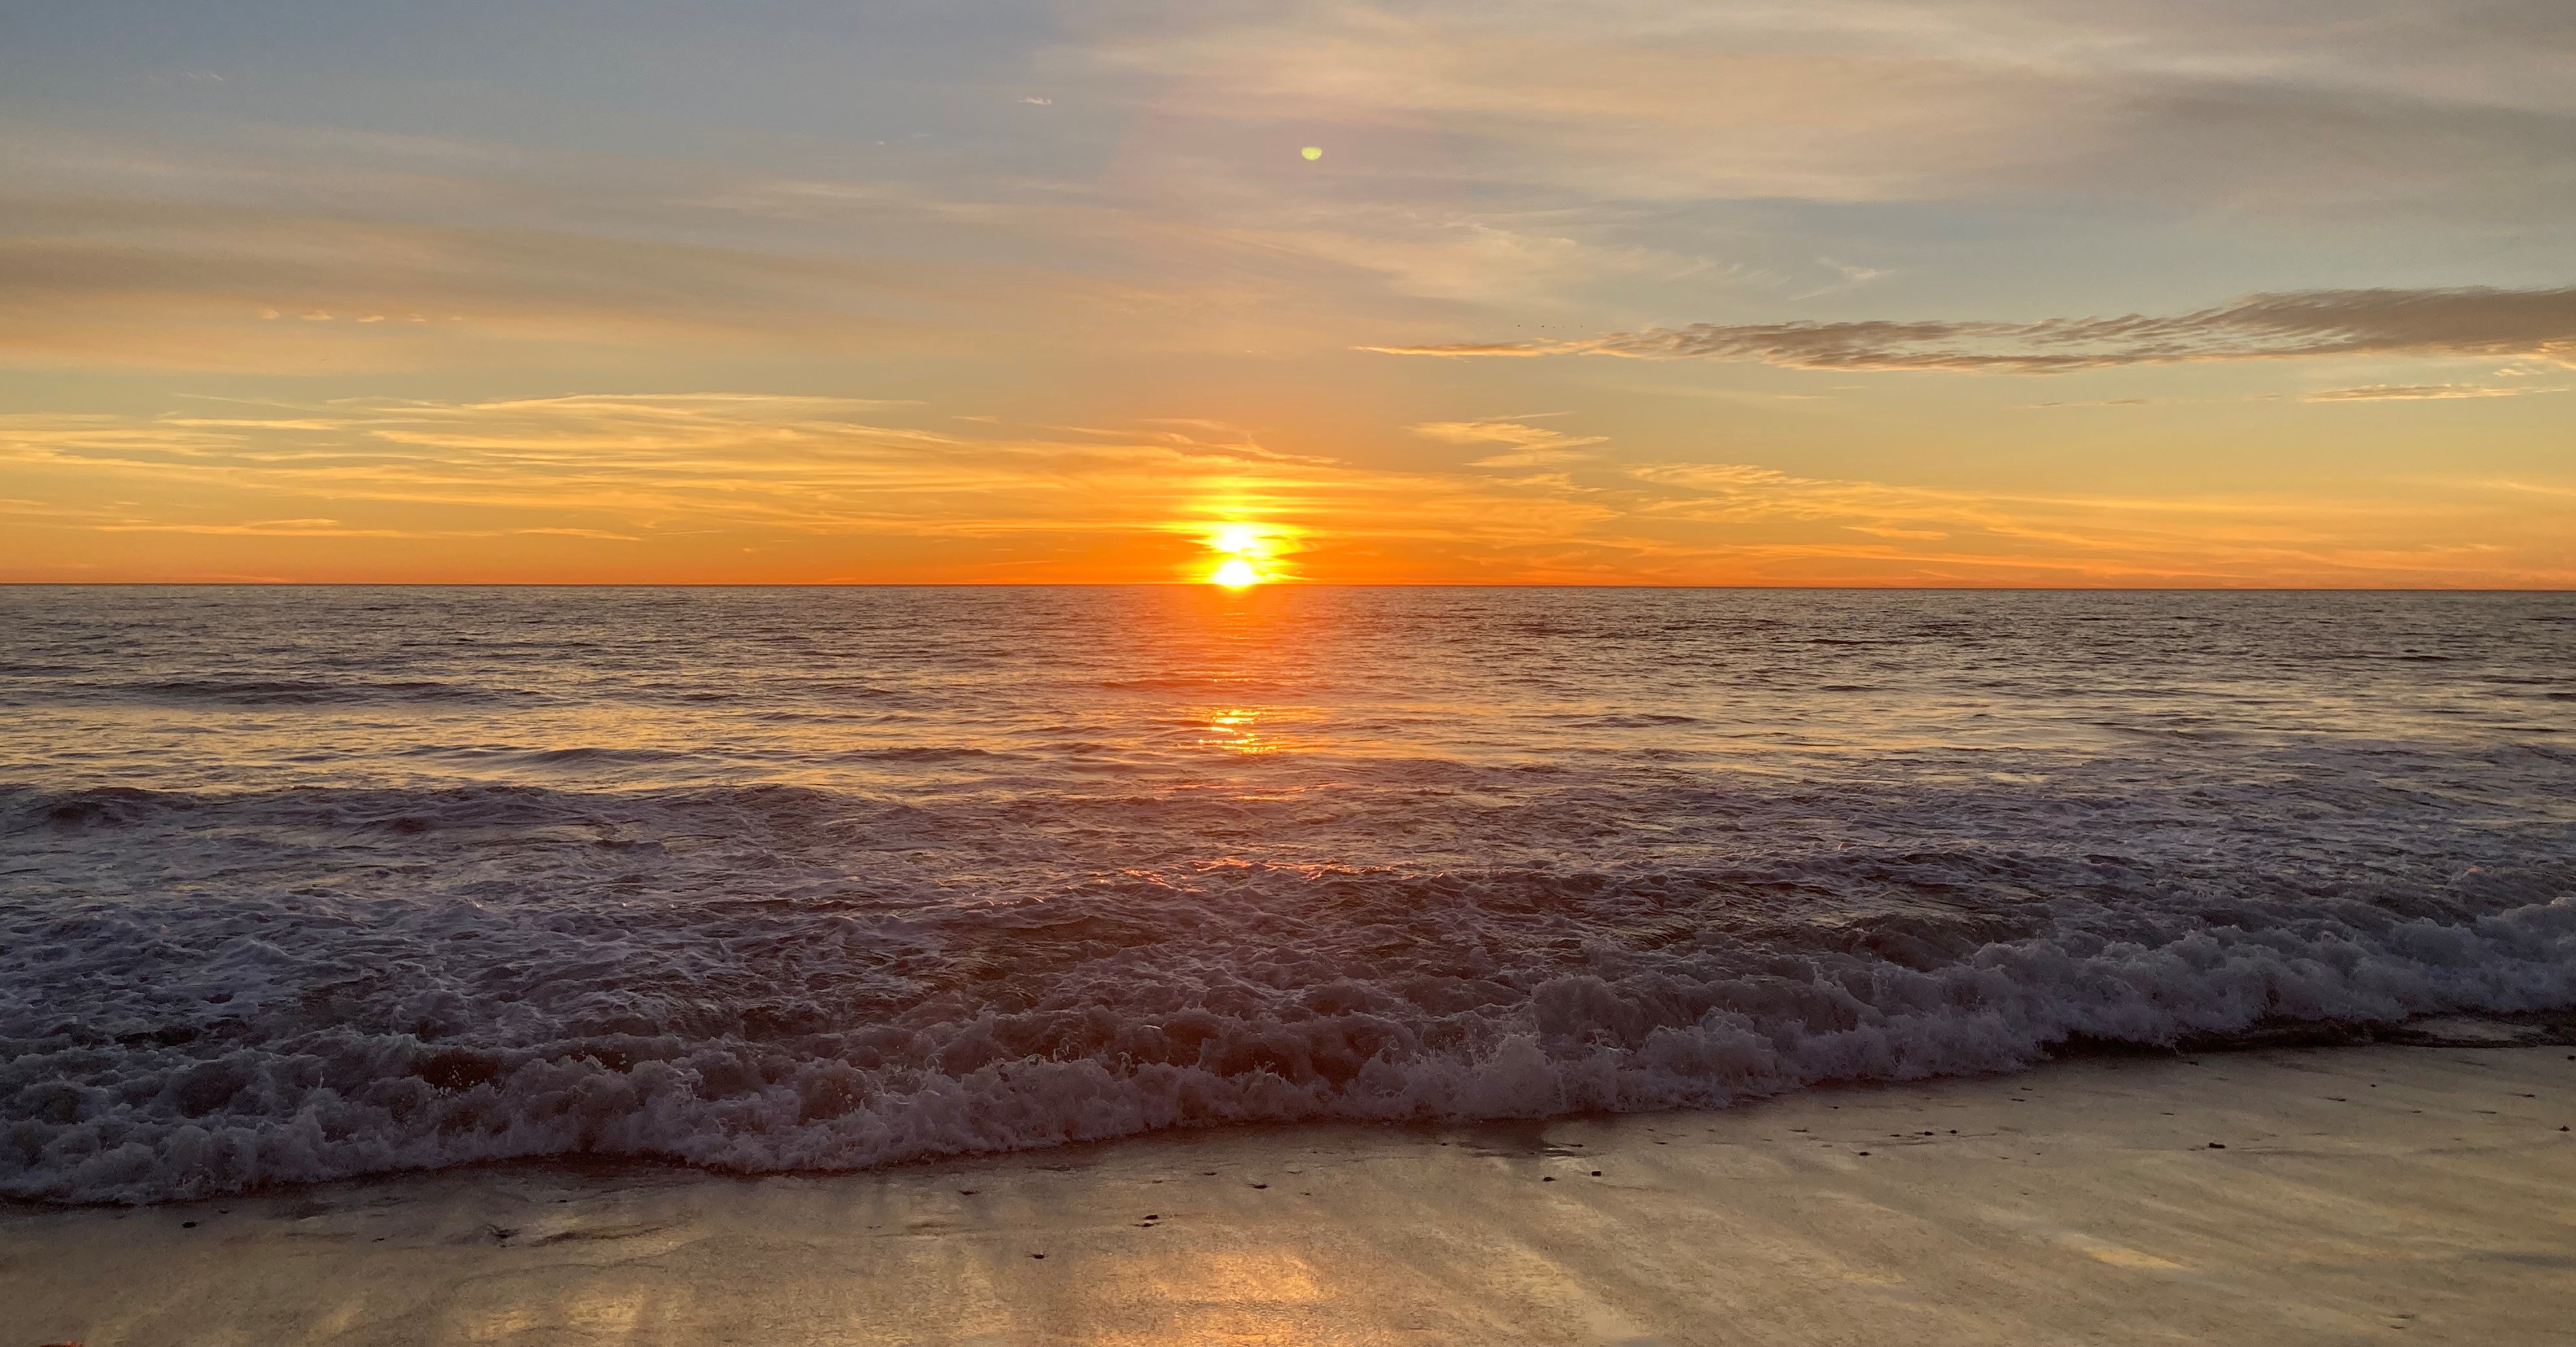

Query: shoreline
left=8, top=1041, right=2573, bottom=1345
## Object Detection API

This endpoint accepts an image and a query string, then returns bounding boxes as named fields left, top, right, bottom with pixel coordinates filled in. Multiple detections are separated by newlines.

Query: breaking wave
left=6, top=775, right=2573, bottom=1204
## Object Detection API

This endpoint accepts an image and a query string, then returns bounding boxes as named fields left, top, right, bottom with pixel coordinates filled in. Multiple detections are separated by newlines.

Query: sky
left=2, top=0, right=2571, bottom=586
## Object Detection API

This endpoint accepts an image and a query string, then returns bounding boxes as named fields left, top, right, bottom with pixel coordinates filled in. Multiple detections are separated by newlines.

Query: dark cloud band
left=1368, top=286, right=2576, bottom=371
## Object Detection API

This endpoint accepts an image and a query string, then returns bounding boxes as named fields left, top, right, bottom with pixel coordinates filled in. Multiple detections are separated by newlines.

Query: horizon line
left=5, top=581, right=2570, bottom=593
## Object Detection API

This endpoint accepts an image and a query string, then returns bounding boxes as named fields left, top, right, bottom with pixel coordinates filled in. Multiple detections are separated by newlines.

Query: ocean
left=5, top=585, right=2573, bottom=1204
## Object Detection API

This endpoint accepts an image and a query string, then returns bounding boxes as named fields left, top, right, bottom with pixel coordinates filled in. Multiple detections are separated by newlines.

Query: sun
left=1198, top=520, right=1288, bottom=586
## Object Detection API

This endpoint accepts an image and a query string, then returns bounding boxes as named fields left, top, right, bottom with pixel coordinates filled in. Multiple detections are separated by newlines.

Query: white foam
left=8, top=855, right=2571, bottom=1203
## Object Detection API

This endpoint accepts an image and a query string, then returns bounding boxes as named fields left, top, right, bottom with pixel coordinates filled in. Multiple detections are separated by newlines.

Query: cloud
left=1792, top=258, right=1896, bottom=300
left=10, top=4, right=2576, bottom=387
left=2301, top=381, right=2569, bottom=401
left=1367, top=284, right=2576, bottom=372
left=1409, top=419, right=1608, bottom=466
left=90, top=517, right=442, bottom=538
left=0, top=119, right=1643, bottom=373
left=5, top=394, right=2571, bottom=586
left=1608, top=457, right=2575, bottom=586
left=0, top=122, right=1296, bottom=373
left=2476, top=479, right=2576, bottom=499
left=0, top=200, right=961, bottom=371
left=1086, top=1, right=2576, bottom=218
left=514, top=526, right=644, bottom=541
left=0, top=395, right=1619, bottom=581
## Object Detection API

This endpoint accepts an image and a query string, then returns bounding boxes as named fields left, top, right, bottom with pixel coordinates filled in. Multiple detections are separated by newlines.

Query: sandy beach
left=6, top=1040, right=2571, bottom=1346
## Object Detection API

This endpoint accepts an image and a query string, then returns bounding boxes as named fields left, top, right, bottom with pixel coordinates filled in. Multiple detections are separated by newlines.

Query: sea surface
left=5, top=586, right=2574, bottom=1203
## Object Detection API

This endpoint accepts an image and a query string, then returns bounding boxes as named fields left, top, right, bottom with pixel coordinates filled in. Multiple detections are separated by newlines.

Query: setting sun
left=1197, top=520, right=1292, bottom=585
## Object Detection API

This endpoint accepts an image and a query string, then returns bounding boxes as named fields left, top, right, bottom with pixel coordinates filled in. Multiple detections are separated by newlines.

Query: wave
left=832, top=746, right=1002, bottom=763
left=8, top=897, right=2569, bottom=1206
left=5, top=776, right=2573, bottom=1203
left=74, top=678, right=537, bottom=708
left=6, top=783, right=591, bottom=832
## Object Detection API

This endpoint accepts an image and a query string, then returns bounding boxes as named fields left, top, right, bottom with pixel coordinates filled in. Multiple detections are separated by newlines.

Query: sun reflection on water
left=1197, top=706, right=1281, bottom=754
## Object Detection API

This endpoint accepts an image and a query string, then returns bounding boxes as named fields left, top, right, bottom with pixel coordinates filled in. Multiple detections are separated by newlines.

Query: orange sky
left=3, top=2, right=2571, bottom=586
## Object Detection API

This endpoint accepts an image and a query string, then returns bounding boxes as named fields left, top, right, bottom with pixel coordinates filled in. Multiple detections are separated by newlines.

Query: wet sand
left=6, top=1042, right=2573, bottom=1346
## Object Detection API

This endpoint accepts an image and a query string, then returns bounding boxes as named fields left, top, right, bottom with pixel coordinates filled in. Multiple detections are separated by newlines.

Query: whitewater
left=4, top=585, right=2573, bottom=1204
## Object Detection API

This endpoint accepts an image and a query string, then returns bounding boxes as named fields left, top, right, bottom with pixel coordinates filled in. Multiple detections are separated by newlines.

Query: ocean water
left=5, top=585, right=2574, bottom=1204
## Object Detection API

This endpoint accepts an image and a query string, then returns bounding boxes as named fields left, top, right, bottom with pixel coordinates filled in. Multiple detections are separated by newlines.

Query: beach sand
left=6, top=1041, right=2572, bottom=1346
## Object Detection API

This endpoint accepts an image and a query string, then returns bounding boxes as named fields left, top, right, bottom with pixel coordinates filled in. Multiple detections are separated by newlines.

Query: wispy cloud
left=0, top=396, right=1615, bottom=581
left=1089, top=0, right=2576, bottom=218
left=10, top=396, right=2568, bottom=587
left=1368, top=285, right=2576, bottom=371
left=1409, top=419, right=1608, bottom=466
left=1792, top=257, right=1895, bottom=300
left=1608, top=459, right=2573, bottom=586
left=90, top=518, right=434, bottom=538
left=2301, top=381, right=2570, bottom=401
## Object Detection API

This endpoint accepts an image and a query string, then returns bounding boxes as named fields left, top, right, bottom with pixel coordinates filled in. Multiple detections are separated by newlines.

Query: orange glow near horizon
left=1200, top=521, right=1290, bottom=586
